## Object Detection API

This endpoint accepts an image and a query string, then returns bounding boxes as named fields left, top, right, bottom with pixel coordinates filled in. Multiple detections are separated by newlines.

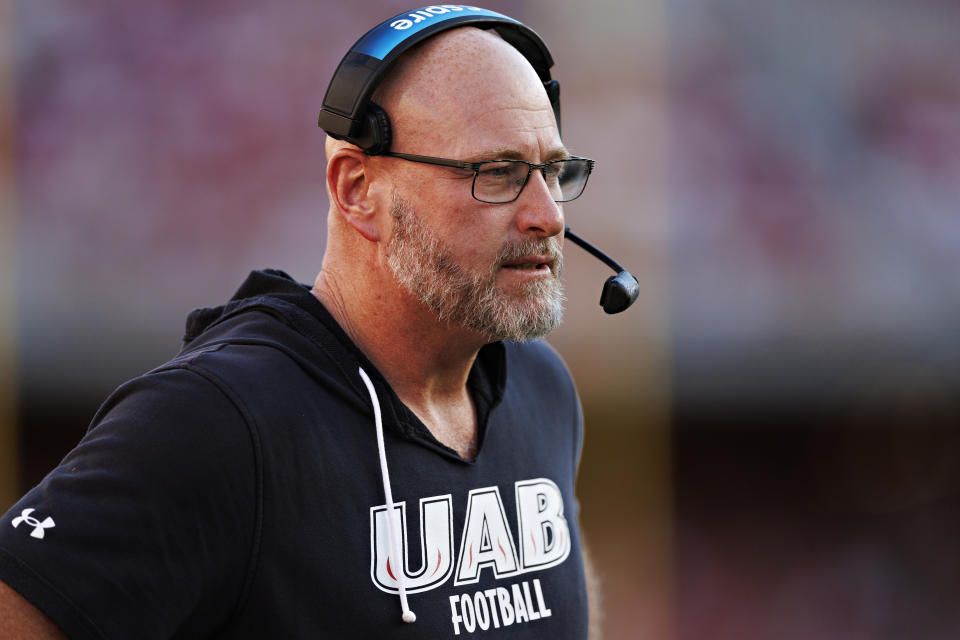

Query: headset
left=318, top=5, right=638, bottom=314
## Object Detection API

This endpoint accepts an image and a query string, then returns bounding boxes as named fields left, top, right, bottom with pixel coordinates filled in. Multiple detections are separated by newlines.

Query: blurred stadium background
left=2, top=1, right=960, bottom=638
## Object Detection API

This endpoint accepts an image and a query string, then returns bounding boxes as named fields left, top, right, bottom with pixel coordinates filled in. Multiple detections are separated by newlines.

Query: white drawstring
left=358, top=366, right=417, bottom=624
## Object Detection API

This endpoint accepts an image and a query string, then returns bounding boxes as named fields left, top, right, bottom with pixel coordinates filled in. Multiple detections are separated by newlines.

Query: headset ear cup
left=544, top=80, right=561, bottom=135
left=357, top=103, right=392, bottom=155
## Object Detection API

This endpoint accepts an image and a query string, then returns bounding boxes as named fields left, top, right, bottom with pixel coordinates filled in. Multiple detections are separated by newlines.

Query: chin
left=471, top=289, right=566, bottom=342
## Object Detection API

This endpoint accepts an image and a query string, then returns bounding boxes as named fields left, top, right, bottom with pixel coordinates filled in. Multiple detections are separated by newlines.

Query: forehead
left=379, top=28, right=562, bottom=158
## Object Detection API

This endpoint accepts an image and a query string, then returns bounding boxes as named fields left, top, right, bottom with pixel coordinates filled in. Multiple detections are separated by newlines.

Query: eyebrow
left=468, top=146, right=571, bottom=163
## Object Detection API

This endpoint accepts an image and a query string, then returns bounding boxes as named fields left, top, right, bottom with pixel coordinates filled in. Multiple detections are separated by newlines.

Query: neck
left=312, top=268, right=485, bottom=459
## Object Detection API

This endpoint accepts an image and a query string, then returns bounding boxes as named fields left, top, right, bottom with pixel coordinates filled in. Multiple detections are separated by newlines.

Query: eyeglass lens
left=472, top=159, right=590, bottom=203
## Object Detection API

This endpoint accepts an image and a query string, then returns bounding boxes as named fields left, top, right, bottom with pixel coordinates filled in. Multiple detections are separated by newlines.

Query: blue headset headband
left=317, top=6, right=560, bottom=155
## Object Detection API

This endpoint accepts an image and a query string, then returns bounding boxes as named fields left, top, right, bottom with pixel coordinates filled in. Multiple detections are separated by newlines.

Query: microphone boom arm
left=565, top=226, right=640, bottom=314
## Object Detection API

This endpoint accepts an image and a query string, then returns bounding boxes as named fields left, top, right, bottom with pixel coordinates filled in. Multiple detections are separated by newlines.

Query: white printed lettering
left=454, top=487, right=520, bottom=585
left=460, top=593, right=476, bottom=632
left=370, top=479, right=571, bottom=596
left=449, top=595, right=463, bottom=635
left=483, top=589, right=502, bottom=628
left=448, top=580, right=551, bottom=634
left=533, top=578, right=553, bottom=617
left=497, top=586, right=514, bottom=626
left=370, top=496, right=454, bottom=594
left=512, top=583, right=529, bottom=623
left=523, top=580, right=540, bottom=621
left=516, top=478, right=571, bottom=571
left=474, top=591, right=491, bottom=630
left=389, top=7, right=487, bottom=31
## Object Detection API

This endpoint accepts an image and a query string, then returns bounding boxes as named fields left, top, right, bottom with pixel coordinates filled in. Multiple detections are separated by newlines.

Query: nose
left=514, top=169, right=564, bottom=238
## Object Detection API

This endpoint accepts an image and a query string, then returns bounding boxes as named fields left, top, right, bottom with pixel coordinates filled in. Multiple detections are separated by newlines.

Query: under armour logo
left=11, top=508, right=56, bottom=539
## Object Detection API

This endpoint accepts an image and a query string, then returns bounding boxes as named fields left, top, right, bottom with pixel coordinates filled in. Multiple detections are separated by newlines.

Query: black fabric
left=0, top=269, right=587, bottom=638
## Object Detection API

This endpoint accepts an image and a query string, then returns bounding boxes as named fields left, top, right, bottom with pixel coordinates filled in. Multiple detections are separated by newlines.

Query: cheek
left=454, top=222, right=507, bottom=270
left=430, top=204, right=502, bottom=264
left=411, top=182, right=516, bottom=269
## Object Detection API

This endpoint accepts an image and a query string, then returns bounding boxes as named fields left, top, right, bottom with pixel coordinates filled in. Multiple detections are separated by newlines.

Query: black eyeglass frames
left=377, top=151, right=595, bottom=204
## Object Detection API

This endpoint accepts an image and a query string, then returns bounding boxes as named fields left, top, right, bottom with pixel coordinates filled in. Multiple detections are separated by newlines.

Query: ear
left=326, top=147, right=384, bottom=242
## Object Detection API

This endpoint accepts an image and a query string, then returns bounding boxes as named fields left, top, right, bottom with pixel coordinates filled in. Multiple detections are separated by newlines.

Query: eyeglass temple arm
left=564, top=226, right=640, bottom=314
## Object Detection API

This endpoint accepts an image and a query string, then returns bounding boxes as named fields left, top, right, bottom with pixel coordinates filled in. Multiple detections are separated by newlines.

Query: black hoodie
left=0, top=269, right=588, bottom=639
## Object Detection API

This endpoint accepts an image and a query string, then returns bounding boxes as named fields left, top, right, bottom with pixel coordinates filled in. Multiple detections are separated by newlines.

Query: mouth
left=501, top=255, right=555, bottom=272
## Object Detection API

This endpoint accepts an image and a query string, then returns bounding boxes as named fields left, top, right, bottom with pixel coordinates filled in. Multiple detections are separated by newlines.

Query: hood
left=183, top=268, right=323, bottom=346
left=178, top=269, right=505, bottom=455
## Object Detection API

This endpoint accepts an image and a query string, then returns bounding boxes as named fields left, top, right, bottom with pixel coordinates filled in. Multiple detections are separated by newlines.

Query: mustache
left=493, top=236, right=564, bottom=270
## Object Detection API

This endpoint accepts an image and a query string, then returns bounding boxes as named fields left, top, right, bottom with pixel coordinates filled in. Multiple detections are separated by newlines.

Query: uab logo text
left=370, top=478, right=571, bottom=594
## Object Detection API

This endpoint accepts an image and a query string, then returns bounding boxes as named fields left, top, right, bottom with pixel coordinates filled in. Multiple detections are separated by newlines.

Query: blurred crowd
left=669, top=0, right=960, bottom=403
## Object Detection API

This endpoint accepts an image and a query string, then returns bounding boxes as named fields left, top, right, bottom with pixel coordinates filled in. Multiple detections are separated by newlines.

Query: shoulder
left=167, top=306, right=364, bottom=417
left=84, top=365, right=259, bottom=494
left=0, top=366, right=260, bottom=638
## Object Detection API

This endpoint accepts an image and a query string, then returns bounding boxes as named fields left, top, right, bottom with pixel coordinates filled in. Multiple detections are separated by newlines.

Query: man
left=0, top=14, right=595, bottom=639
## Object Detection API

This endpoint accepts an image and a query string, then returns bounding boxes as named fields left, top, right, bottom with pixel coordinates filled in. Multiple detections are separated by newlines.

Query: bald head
left=357, top=27, right=560, bottom=158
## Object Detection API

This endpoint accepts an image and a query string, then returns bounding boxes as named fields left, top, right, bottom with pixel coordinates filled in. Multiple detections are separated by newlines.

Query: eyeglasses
left=378, top=151, right=595, bottom=204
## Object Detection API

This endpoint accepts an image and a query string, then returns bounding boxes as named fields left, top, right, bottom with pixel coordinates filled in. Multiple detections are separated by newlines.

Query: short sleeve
left=0, top=367, right=259, bottom=640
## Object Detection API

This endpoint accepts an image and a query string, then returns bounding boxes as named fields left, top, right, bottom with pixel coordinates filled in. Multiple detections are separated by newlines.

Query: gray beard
left=385, top=194, right=565, bottom=342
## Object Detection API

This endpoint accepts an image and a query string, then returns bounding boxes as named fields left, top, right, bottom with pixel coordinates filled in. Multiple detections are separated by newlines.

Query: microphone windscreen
left=600, top=270, right=639, bottom=314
